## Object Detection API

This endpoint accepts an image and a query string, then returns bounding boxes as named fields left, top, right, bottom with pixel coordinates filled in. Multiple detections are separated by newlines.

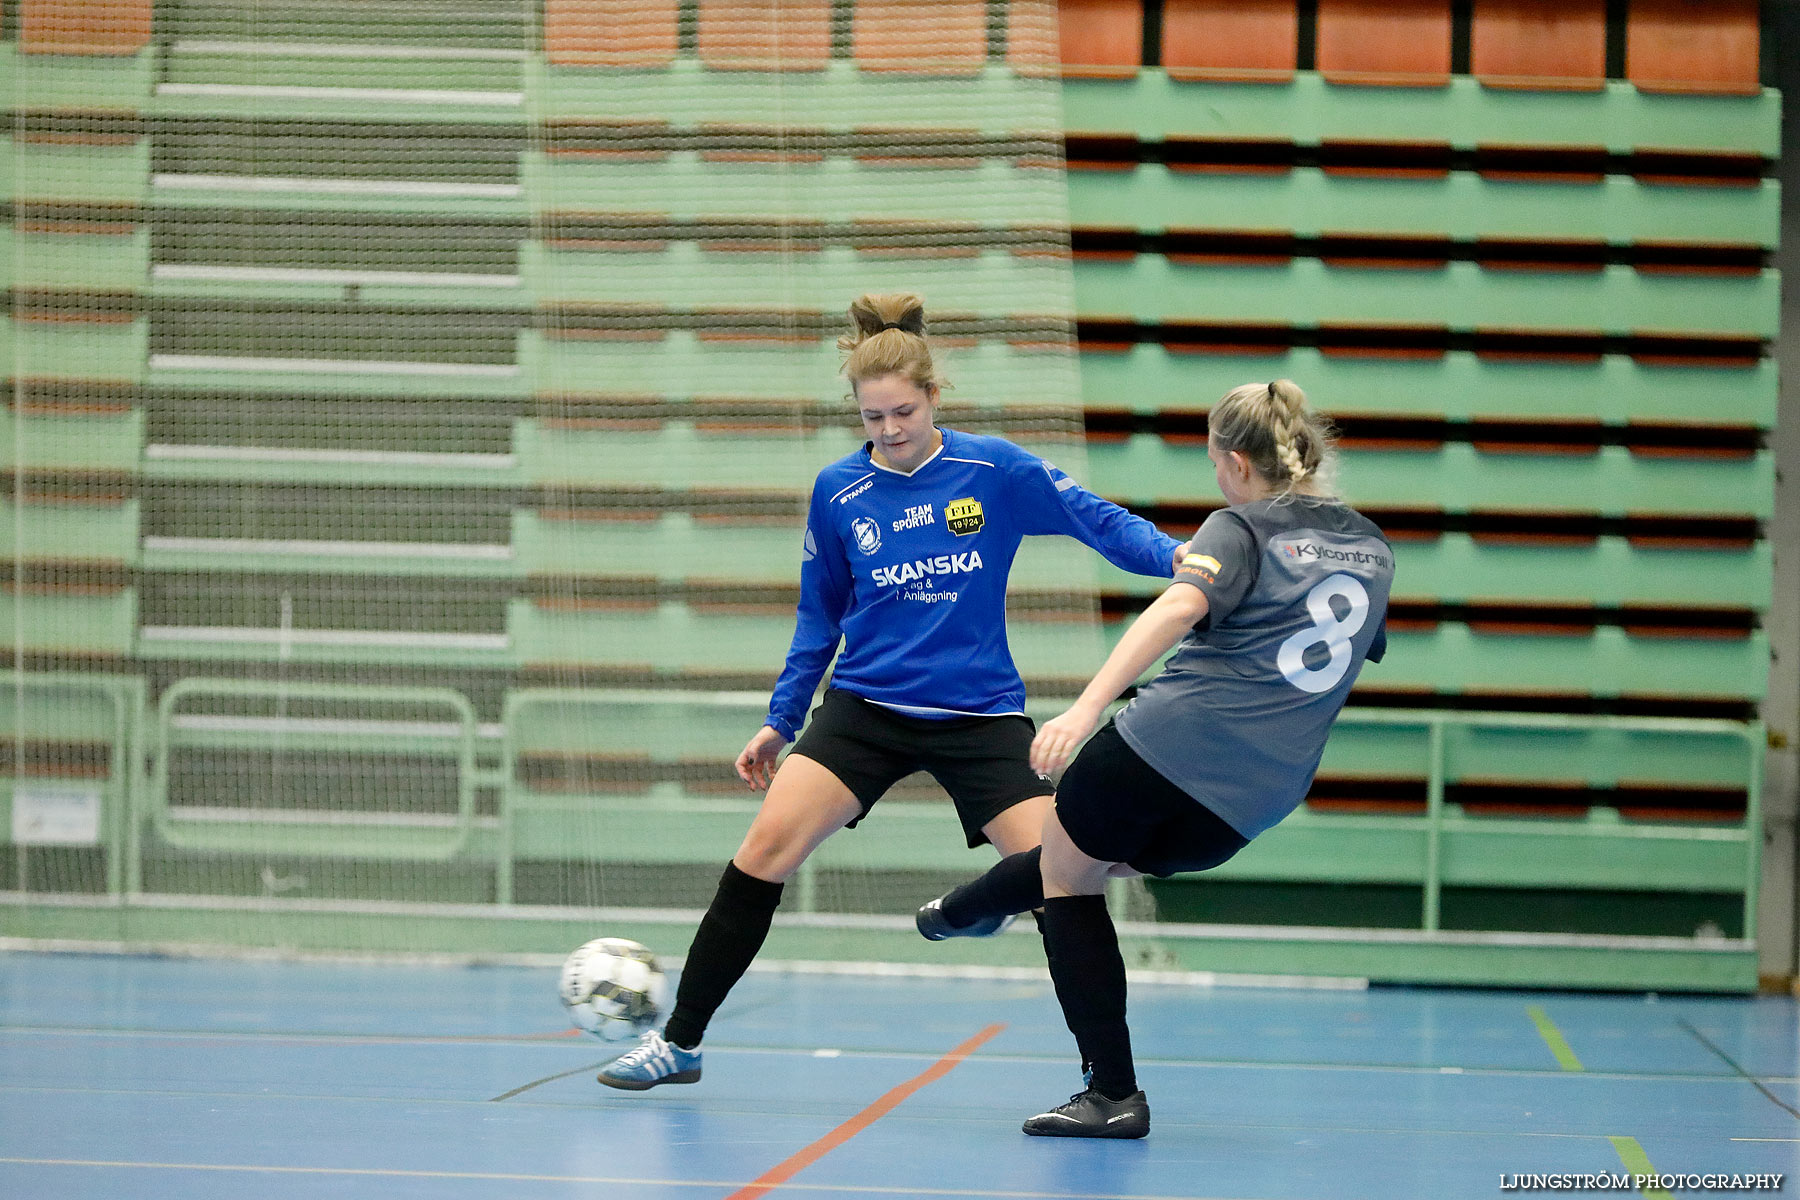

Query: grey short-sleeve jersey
left=1114, top=497, right=1394, bottom=839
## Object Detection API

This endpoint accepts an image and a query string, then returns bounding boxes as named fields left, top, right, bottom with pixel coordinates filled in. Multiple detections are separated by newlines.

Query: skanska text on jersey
left=872, top=550, right=983, bottom=588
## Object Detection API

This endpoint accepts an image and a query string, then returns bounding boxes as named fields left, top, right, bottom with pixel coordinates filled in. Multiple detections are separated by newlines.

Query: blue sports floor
left=1, top=951, right=1795, bottom=1199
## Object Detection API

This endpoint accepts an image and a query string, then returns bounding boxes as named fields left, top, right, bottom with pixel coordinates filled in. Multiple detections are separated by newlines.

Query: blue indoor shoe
left=597, top=1030, right=702, bottom=1091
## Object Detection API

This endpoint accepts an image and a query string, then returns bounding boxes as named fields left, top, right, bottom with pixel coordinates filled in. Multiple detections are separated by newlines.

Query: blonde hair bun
left=839, top=293, right=942, bottom=393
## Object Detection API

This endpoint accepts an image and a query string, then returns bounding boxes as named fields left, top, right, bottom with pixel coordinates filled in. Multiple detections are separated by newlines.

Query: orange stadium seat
left=1316, top=0, right=1452, bottom=87
left=853, top=0, right=987, bottom=74
left=544, top=0, right=679, bottom=68
left=1472, top=0, right=1606, bottom=91
left=19, top=0, right=151, bottom=55
left=1003, top=0, right=1058, bottom=76
left=1030, top=0, right=1141, bottom=79
left=698, top=0, right=832, bottom=71
left=1163, top=0, right=1297, bottom=83
left=1627, top=0, right=1761, bottom=96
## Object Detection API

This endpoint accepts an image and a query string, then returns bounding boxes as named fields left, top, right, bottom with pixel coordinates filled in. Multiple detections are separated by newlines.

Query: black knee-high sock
left=661, top=861, right=783, bottom=1049
left=940, top=846, right=1044, bottom=929
left=1041, top=894, right=1137, bottom=1101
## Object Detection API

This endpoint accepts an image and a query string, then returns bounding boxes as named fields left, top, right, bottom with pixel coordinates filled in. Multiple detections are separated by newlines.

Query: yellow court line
left=0, top=1160, right=1250, bottom=1200
left=1609, top=1136, right=1676, bottom=1200
left=1527, top=1005, right=1585, bottom=1072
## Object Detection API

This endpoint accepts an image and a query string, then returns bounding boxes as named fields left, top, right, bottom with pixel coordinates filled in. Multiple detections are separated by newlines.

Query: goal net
left=4, top=0, right=1113, bottom=965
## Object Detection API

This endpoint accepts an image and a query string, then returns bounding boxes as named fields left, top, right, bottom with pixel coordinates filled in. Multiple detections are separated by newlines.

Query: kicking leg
left=600, top=755, right=860, bottom=1090
left=917, top=793, right=1052, bottom=940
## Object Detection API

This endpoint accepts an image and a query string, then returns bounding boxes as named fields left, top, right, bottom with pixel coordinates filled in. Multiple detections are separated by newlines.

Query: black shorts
left=1055, top=719, right=1250, bottom=877
left=788, top=688, right=1052, bottom=848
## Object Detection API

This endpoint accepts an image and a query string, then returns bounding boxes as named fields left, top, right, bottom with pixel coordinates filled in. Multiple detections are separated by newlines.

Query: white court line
left=152, top=173, right=522, bottom=199
left=144, top=444, right=516, bottom=469
left=153, top=265, right=520, bottom=289
left=138, top=627, right=509, bottom=650
left=774, top=957, right=1367, bottom=992
left=0, top=1160, right=1242, bottom=1200
left=0, top=1033, right=1782, bottom=1088
left=512, top=686, right=769, bottom=708
left=156, top=82, right=523, bottom=106
left=162, top=808, right=462, bottom=828
left=144, top=536, right=514, bottom=561
left=1110, top=922, right=1753, bottom=951
left=170, top=715, right=505, bottom=739
left=150, top=354, right=519, bottom=378
left=172, top=40, right=529, bottom=60
left=0, top=891, right=1742, bottom=961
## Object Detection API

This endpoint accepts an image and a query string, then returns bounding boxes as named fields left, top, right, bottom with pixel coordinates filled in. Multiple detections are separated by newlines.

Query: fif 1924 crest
left=945, top=497, right=984, bottom=536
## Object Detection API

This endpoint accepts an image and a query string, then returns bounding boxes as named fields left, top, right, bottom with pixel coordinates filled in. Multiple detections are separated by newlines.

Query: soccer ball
left=559, top=938, right=669, bottom=1042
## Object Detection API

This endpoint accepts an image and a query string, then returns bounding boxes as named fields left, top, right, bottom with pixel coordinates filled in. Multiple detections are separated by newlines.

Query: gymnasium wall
left=1050, top=0, right=1776, bottom=984
left=0, top=0, right=1779, bottom=991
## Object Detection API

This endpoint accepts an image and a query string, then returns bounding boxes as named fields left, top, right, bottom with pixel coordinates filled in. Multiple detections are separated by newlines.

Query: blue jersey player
left=915, top=379, right=1394, bottom=1139
left=599, top=292, right=1186, bottom=1091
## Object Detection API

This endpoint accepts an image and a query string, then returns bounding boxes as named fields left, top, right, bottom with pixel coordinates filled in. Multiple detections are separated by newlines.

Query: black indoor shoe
left=915, top=895, right=1015, bottom=941
left=1022, top=1087, right=1150, bottom=1139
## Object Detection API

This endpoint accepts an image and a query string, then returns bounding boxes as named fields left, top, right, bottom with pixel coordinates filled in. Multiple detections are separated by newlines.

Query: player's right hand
left=1031, top=702, right=1102, bottom=777
left=736, top=725, right=786, bottom=791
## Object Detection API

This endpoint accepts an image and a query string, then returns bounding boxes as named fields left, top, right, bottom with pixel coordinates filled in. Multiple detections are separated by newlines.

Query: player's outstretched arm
left=1007, top=450, right=1181, bottom=578
left=736, top=726, right=786, bottom=791
left=1031, top=583, right=1209, bottom=776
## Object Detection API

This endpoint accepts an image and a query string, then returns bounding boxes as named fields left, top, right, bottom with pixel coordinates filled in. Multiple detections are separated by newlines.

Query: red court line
left=726, top=1022, right=1007, bottom=1200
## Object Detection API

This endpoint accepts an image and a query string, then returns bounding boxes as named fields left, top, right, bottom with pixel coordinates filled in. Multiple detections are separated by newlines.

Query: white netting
left=4, top=1, right=1106, bottom=956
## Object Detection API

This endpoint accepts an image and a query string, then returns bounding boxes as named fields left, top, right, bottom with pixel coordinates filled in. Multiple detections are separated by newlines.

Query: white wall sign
left=11, top=784, right=103, bottom=846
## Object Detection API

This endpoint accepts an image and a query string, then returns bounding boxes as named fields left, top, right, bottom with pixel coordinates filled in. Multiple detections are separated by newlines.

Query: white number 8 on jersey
left=1277, top=573, right=1371, bottom=694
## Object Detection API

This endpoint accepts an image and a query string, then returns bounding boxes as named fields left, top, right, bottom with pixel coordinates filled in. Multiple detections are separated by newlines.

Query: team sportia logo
left=892, top=503, right=935, bottom=532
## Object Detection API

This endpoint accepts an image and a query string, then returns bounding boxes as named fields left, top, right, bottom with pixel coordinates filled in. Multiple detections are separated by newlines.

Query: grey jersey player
left=1118, top=493, right=1393, bottom=839
left=913, top=379, right=1392, bottom=1140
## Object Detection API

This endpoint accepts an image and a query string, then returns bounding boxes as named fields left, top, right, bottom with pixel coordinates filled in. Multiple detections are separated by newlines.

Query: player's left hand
left=1172, top=541, right=1191, bottom=573
left=1031, top=702, right=1102, bottom=777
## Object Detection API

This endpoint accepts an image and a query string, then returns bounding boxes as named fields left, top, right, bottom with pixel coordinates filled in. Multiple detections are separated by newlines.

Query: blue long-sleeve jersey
left=764, top=427, right=1181, bottom=740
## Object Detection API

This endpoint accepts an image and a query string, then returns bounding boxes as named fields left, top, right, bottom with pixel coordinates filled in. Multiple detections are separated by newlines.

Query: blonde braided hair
left=1209, top=378, right=1337, bottom=498
left=1270, top=383, right=1312, bottom=483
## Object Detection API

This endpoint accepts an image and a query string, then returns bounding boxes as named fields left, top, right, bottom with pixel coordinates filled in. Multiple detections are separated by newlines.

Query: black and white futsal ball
left=559, top=938, right=669, bottom=1042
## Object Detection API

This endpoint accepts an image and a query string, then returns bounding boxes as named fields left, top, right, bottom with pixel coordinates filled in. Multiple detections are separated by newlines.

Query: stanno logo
left=892, top=503, right=935, bottom=532
left=837, top=478, right=874, bottom=505
left=945, top=497, right=984, bottom=536
left=872, top=550, right=984, bottom=587
left=851, top=516, right=882, bottom=555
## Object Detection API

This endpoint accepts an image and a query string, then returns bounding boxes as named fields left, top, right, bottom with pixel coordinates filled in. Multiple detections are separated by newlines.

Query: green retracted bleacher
left=0, top=0, right=1775, bottom=989
left=1046, top=0, right=1770, bottom=988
